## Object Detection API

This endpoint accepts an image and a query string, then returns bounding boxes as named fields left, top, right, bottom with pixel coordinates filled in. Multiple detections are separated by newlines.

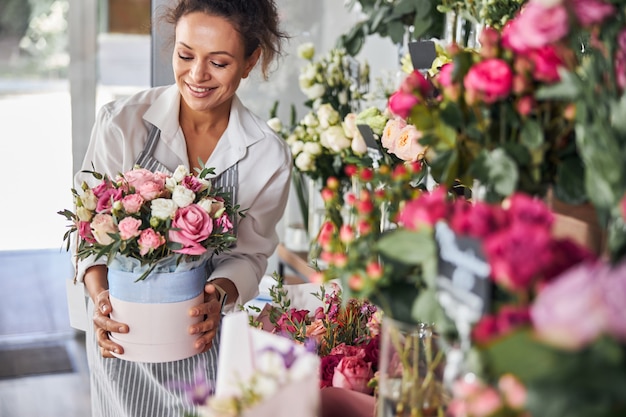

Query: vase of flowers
left=377, top=317, right=447, bottom=417
left=59, top=164, right=239, bottom=362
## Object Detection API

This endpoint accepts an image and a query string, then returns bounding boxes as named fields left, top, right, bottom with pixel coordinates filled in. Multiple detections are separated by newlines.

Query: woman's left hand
left=189, top=283, right=223, bottom=353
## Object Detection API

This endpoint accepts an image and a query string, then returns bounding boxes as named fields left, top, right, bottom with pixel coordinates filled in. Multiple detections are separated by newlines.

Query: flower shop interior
left=2, top=1, right=626, bottom=417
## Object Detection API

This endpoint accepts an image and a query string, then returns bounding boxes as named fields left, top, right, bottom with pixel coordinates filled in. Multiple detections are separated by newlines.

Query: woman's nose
left=190, top=61, right=209, bottom=82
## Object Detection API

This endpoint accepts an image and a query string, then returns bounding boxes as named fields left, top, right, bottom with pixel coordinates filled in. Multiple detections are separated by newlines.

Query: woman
left=73, top=1, right=291, bottom=416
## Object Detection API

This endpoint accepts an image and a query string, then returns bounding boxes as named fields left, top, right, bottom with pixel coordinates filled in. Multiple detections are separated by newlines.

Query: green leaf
left=386, top=21, right=407, bottom=44
left=371, top=5, right=392, bottom=32
left=377, top=229, right=435, bottom=265
left=519, top=118, right=544, bottom=150
left=554, top=156, right=588, bottom=205
left=388, top=0, right=415, bottom=18
left=412, top=16, right=432, bottom=40
left=535, top=69, right=581, bottom=100
left=611, top=94, right=626, bottom=134
left=439, top=102, right=464, bottom=130
left=487, top=148, right=518, bottom=197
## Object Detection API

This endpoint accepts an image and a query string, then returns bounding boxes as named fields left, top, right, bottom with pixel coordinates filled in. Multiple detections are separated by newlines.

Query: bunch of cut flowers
left=59, top=164, right=240, bottom=280
left=246, top=275, right=381, bottom=395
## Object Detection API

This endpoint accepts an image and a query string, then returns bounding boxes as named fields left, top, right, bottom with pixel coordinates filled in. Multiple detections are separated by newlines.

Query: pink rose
left=528, top=45, right=566, bottom=83
left=96, top=188, right=123, bottom=213
left=505, top=192, right=554, bottom=229
left=501, top=2, right=569, bottom=53
left=169, top=204, right=213, bottom=255
left=138, top=228, right=166, bottom=256
left=388, top=90, right=419, bottom=119
left=389, top=124, right=425, bottom=162
left=124, top=168, right=166, bottom=201
left=569, top=0, right=615, bottom=27
left=121, top=193, right=144, bottom=214
left=479, top=26, right=501, bottom=59
left=450, top=199, right=505, bottom=239
left=92, top=181, right=113, bottom=199
left=400, top=70, right=434, bottom=97
left=436, top=63, right=460, bottom=101
left=118, top=217, right=142, bottom=240
left=276, top=308, right=309, bottom=334
left=90, top=213, right=118, bottom=245
left=397, top=187, right=449, bottom=230
left=320, top=354, right=342, bottom=388
left=463, top=59, right=513, bottom=104
left=530, top=261, right=608, bottom=350
left=331, top=355, right=374, bottom=394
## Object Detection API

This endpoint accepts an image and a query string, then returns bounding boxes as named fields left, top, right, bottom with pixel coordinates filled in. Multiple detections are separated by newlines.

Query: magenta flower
left=528, top=45, right=566, bottom=83
left=95, top=188, right=123, bottom=213
left=463, top=59, right=513, bottom=104
left=397, top=187, right=449, bottom=230
left=388, top=90, right=419, bottom=119
left=505, top=192, right=554, bottom=229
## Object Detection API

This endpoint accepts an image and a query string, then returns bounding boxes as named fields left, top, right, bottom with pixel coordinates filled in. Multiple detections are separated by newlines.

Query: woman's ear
left=242, top=47, right=261, bottom=79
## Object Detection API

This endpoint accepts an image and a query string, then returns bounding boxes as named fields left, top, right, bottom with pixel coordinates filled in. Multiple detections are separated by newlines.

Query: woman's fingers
left=92, top=289, right=128, bottom=357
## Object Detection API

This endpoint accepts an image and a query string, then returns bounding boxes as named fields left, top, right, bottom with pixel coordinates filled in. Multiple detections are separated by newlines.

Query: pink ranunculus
left=90, top=213, right=118, bottom=245
left=332, top=355, right=374, bottom=394
left=397, top=187, right=449, bottom=230
left=78, top=221, right=96, bottom=244
left=96, top=188, right=123, bottom=213
left=528, top=45, right=566, bottom=83
left=484, top=224, right=553, bottom=291
left=117, top=217, right=142, bottom=240
left=135, top=181, right=165, bottom=201
left=388, top=90, right=419, bottom=119
left=530, top=261, right=609, bottom=350
left=169, top=204, right=213, bottom=255
left=516, top=95, right=535, bottom=116
left=320, top=354, right=342, bottom=388
left=501, top=2, right=569, bottom=53
left=463, top=59, right=513, bottom=104
left=138, top=228, right=166, bottom=256
left=569, top=0, right=615, bottom=27
left=121, top=193, right=144, bottom=214
left=389, top=124, right=425, bottom=162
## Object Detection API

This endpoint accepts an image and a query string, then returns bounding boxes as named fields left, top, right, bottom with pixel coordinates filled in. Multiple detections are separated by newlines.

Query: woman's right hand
left=84, top=265, right=129, bottom=358
left=92, top=289, right=128, bottom=358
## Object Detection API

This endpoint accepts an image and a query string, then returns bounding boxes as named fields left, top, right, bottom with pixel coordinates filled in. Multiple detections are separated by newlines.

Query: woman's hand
left=189, top=283, right=224, bottom=353
left=92, top=289, right=129, bottom=358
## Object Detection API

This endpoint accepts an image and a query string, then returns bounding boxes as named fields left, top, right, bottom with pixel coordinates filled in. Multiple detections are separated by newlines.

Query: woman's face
left=172, top=12, right=259, bottom=115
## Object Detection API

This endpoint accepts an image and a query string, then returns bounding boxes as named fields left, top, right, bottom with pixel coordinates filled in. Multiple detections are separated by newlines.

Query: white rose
left=172, top=165, right=188, bottom=183
left=76, top=206, right=93, bottom=222
left=320, top=125, right=351, bottom=152
left=351, top=131, right=368, bottom=155
left=290, top=140, right=305, bottom=155
left=91, top=213, right=117, bottom=245
left=297, top=42, right=315, bottom=60
left=342, top=113, right=358, bottom=138
left=317, top=103, right=340, bottom=129
left=303, top=84, right=325, bottom=100
left=267, top=117, right=283, bottom=133
left=295, top=152, right=315, bottom=171
left=302, top=112, right=319, bottom=128
left=80, top=189, right=97, bottom=211
left=172, top=184, right=196, bottom=207
left=151, top=198, right=178, bottom=220
left=286, top=133, right=298, bottom=145
left=303, top=141, right=322, bottom=156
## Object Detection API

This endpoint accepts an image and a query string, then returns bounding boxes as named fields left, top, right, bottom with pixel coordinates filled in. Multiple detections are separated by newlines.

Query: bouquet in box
left=59, top=164, right=240, bottom=279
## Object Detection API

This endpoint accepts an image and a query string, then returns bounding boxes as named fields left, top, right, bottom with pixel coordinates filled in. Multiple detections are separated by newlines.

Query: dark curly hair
left=161, top=0, right=289, bottom=80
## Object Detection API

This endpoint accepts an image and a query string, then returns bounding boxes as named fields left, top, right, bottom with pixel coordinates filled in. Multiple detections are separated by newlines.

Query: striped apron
left=87, top=124, right=239, bottom=417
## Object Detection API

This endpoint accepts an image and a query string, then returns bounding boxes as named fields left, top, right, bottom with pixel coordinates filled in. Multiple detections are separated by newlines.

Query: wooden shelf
left=276, top=243, right=316, bottom=282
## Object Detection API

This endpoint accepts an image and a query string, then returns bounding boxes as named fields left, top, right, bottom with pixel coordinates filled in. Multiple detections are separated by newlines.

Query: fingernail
left=101, top=305, right=107, bottom=313
left=118, top=326, right=125, bottom=332
left=114, top=348, right=120, bottom=354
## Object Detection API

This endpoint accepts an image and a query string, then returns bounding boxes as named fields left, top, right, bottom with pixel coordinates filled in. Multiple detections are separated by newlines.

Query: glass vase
left=377, top=317, right=447, bottom=417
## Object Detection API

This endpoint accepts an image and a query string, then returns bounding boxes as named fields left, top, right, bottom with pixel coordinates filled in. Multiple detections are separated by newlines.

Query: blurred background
left=0, top=1, right=396, bottom=415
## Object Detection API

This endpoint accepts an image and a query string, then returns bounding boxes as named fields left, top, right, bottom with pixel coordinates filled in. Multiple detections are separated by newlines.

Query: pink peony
left=569, top=0, right=615, bottom=27
left=121, top=193, right=144, bottom=214
left=169, top=204, right=213, bottom=255
left=331, top=355, right=374, bottom=394
left=138, top=228, right=165, bottom=256
left=484, top=224, right=553, bottom=291
left=397, top=187, right=449, bottom=230
left=388, top=124, right=425, bottom=162
left=501, top=2, right=569, bottom=53
left=117, top=217, right=142, bottom=240
left=463, top=59, right=513, bottom=104
left=388, top=90, right=419, bottom=119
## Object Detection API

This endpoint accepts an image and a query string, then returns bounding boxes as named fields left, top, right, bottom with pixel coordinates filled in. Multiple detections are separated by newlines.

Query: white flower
left=172, top=165, right=188, bottom=183
left=303, top=83, right=325, bottom=100
left=76, top=206, right=93, bottom=222
left=172, top=185, right=196, bottom=208
left=254, top=374, right=281, bottom=398
left=320, top=125, right=351, bottom=152
left=289, top=354, right=319, bottom=381
left=303, top=141, right=322, bottom=156
left=295, top=152, right=315, bottom=171
left=338, top=90, right=348, bottom=105
left=267, top=117, right=283, bottom=133
left=286, top=133, right=298, bottom=145
left=198, top=197, right=225, bottom=217
left=80, top=189, right=97, bottom=211
left=342, top=113, right=358, bottom=138
left=150, top=198, right=178, bottom=219
left=317, top=103, right=340, bottom=129
left=297, top=42, right=315, bottom=60
left=290, top=140, right=305, bottom=156
left=302, top=112, right=319, bottom=128
left=165, top=176, right=177, bottom=192
left=533, top=0, right=563, bottom=6
left=351, top=131, right=367, bottom=155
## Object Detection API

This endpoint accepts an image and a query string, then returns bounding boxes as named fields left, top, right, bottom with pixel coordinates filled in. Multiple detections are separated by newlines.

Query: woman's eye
left=211, top=61, right=227, bottom=68
left=177, top=53, right=193, bottom=61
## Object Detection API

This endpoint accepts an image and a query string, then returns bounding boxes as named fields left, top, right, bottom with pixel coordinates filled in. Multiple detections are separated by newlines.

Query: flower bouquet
left=59, top=164, right=240, bottom=362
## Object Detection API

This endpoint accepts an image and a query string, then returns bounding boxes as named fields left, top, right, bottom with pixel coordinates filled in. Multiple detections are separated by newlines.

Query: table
left=276, top=243, right=316, bottom=282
